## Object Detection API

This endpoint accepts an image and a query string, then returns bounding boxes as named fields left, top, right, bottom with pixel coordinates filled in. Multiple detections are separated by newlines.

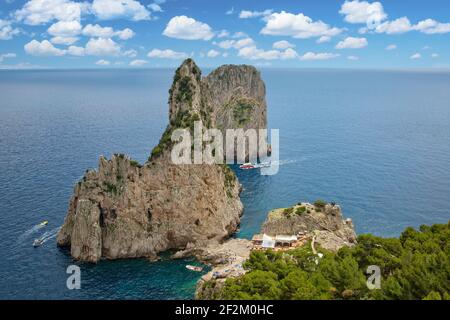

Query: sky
left=0, top=0, right=450, bottom=69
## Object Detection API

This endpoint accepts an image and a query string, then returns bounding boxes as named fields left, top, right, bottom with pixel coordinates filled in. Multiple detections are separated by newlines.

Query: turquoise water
left=0, top=69, right=449, bottom=299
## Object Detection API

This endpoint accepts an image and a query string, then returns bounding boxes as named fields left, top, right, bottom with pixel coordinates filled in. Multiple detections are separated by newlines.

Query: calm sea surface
left=0, top=69, right=449, bottom=299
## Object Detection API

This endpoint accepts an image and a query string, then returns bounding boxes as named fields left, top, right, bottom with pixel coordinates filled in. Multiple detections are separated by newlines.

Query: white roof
left=275, top=235, right=298, bottom=242
left=262, top=234, right=275, bottom=248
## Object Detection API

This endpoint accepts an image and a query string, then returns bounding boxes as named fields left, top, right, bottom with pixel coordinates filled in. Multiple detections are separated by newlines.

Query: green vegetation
left=129, top=160, right=141, bottom=168
left=232, top=99, right=255, bottom=126
left=221, top=164, right=236, bottom=197
left=114, top=153, right=125, bottom=160
left=102, top=181, right=118, bottom=195
left=295, top=206, right=307, bottom=215
left=314, top=199, right=327, bottom=211
left=282, top=207, right=294, bottom=218
left=176, top=76, right=194, bottom=105
left=169, top=59, right=201, bottom=106
left=149, top=110, right=201, bottom=161
left=211, top=221, right=450, bottom=300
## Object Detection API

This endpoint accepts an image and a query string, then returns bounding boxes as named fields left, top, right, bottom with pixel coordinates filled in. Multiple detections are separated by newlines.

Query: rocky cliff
left=262, top=202, right=357, bottom=252
left=195, top=201, right=357, bottom=299
left=57, top=59, right=268, bottom=262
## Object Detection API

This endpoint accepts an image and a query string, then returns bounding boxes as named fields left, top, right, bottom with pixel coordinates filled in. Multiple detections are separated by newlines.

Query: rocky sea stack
left=57, top=59, right=268, bottom=262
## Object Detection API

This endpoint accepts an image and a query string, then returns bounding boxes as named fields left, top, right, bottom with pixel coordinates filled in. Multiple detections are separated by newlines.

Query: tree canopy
left=212, top=221, right=450, bottom=300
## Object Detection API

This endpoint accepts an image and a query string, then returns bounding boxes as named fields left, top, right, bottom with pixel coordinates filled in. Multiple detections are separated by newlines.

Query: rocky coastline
left=55, top=59, right=358, bottom=300
left=195, top=201, right=357, bottom=299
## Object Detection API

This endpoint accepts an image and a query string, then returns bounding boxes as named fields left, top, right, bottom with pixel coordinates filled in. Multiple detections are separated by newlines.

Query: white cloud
left=413, top=19, right=450, bottom=34
left=85, top=38, right=121, bottom=56
left=386, top=44, right=397, bottom=51
left=207, top=49, right=220, bottom=58
left=261, top=11, right=343, bottom=39
left=51, top=36, right=79, bottom=45
left=0, top=53, right=16, bottom=62
left=115, top=28, right=135, bottom=40
left=299, top=52, right=340, bottom=61
left=47, top=20, right=82, bottom=37
left=272, top=40, right=295, bottom=49
left=82, top=24, right=135, bottom=40
left=95, top=59, right=110, bottom=66
left=410, top=53, right=421, bottom=60
left=215, top=37, right=254, bottom=50
left=91, top=0, right=151, bottom=21
left=375, top=17, right=412, bottom=34
left=148, top=3, right=163, bottom=12
left=339, top=0, right=387, bottom=25
left=217, top=30, right=229, bottom=38
left=16, top=0, right=152, bottom=25
left=67, top=45, right=85, bottom=56
left=15, top=0, right=88, bottom=25
left=231, top=31, right=247, bottom=38
left=239, top=9, right=273, bottom=19
left=431, top=53, right=439, bottom=58
left=347, top=55, right=359, bottom=60
left=226, top=7, right=234, bottom=15
left=123, top=49, right=137, bottom=58
left=238, top=46, right=298, bottom=60
left=316, top=36, right=331, bottom=43
left=339, top=2, right=450, bottom=36
left=0, top=19, right=20, bottom=40
left=24, top=39, right=65, bottom=56
left=336, top=37, right=368, bottom=49
left=163, top=16, right=214, bottom=40
left=130, top=59, right=148, bottom=66
left=82, top=24, right=114, bottom=38
left=147, top=48, right=188, bottom=59
left=374, top=17, right=450, bottom=35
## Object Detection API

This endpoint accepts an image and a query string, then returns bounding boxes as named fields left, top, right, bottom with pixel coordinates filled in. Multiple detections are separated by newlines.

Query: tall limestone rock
left=57, top=59, right=268, bottom=262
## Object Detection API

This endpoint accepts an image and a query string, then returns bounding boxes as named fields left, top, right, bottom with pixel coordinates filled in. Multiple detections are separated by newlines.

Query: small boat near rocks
left=186, top=265, right=203, bottom=272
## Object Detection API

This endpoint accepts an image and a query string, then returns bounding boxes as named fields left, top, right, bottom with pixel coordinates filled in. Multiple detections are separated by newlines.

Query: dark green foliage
left=129, top=160, right=141, bottom=168
left=213, top=222, right=450, bottom=300
left=114, top=153, right=125, bottom=160
left=233, top=99, right=254, bottom=126
left=283, top=207, right=294, bottom=217
left=149, top=110, right=201, bottom=161
left=176, top=76, right=194, bottom=105
left=314, top=199, right=327, bottom=209
left=221, top=164, right=237, bottom=197
left=102, top=181, right=118, bottom=195
left=295, top=206, right=307, bottom=215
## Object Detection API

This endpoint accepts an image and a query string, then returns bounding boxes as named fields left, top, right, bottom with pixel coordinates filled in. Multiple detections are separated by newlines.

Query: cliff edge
left=57, top=59, right=267, bottom=262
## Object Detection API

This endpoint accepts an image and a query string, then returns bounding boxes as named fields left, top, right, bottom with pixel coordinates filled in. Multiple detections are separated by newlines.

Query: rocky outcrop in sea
left=57, top=59, right=268, bottom=262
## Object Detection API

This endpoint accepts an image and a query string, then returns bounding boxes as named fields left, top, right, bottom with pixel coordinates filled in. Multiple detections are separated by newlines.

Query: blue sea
left=0, top=68, right=449, bottom=299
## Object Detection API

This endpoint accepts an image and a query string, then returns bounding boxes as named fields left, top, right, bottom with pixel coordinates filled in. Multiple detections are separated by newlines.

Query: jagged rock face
left=57, top=59, right=268, bottom=262
left=202, top=65, right=267, bottom=132
left=262, top=203, right=357, bottom=252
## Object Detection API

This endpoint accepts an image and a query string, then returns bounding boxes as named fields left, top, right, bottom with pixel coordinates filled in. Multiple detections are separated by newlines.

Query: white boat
left=186, top=265, right=203, bottom=272
left=239, top=161, right=271, bottom=170
left=239, top=163, right=256, bottom=170
left=39, top=220, right=48, bottom=227
left=33, top=239, right=43, bottom=247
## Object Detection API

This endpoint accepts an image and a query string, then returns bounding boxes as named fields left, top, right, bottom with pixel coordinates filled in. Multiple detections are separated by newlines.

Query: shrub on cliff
left=314, top=199, right=327, bottom=210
